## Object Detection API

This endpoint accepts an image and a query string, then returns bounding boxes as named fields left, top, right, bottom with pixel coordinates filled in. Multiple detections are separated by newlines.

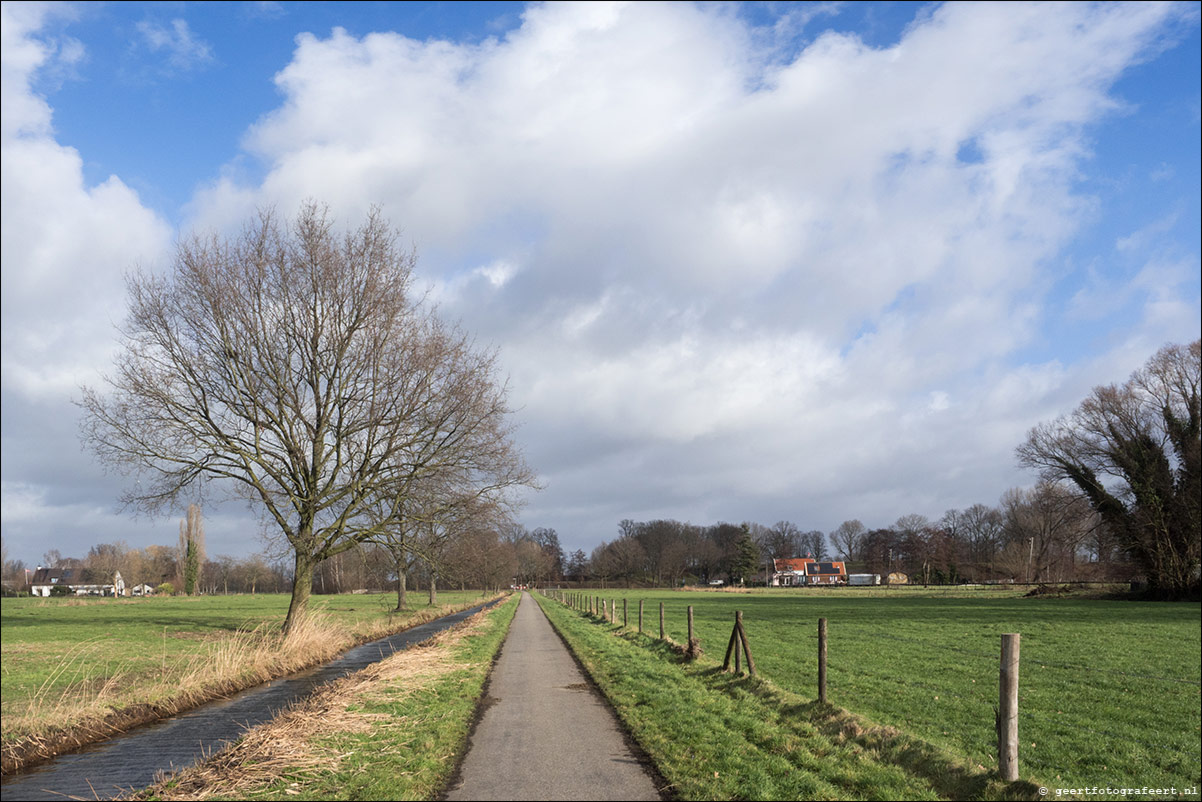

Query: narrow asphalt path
left=444, top=592, right=663, bottom=801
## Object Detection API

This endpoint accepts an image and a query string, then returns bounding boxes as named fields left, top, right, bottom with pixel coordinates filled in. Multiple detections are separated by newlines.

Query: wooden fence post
left=818, top=617, right=828, bottom=704
left=686, top=604, right=701, bottom=660
left=998, top=633, right=1020, bottom=781
left=736, top=610, right=756, bottom=676
left=623, top=598, right=628, bottom=628
left=723, top=612, right=738, bottom=670
left=659, top=602, right=665, bottom=640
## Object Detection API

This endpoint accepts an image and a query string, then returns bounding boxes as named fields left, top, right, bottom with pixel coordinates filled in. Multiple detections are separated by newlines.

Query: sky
left=2, top=1, right=1200, bottom=567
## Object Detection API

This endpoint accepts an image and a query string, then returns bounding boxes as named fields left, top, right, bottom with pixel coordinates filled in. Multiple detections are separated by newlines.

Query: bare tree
left=79, top=203, right=531, bottom=632
left=797, top=529, right=828, bottom=561
left=829, top=519, right=866, bottom=562
left=1000, top=483, right=1098, bottom=583
left=759, top=521, right=801, bottom=560
left=1018, top=340, right=1200, bottom=598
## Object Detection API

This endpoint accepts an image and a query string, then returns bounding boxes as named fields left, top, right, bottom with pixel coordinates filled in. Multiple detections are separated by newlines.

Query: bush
left=155, top=582, right=176, bottom=596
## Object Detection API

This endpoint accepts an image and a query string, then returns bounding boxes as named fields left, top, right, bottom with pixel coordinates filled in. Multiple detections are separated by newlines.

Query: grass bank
left=537, top=587, right=1200, bottom=801
left=137, top=593, right=520, bottom=800
left=0, top=591, right=497, bottom=774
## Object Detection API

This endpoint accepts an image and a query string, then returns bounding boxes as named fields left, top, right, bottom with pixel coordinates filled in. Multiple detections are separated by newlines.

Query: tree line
left=559, top=480, right=1118, bottom=588
left=0, top=520, right=566, bottom=600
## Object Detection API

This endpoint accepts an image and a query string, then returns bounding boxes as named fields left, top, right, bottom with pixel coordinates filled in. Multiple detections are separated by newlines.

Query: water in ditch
left=1, top=600, right=499, bottom=801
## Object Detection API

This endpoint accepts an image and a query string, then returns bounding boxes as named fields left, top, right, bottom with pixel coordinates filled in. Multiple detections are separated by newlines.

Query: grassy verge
left=535, top=591, right=1051, bottom=801
left=1, top=591, right=496, bottom=773
left=550, top=587, right=1201, bottom=799
left=137, top=593, right=520, bottom=800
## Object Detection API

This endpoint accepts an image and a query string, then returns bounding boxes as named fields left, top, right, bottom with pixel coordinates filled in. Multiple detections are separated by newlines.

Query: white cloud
left=1, top=4, right=176, bottom=558
left=2, top=2, right=1197, bottom=560
left=135, top=18, right=214, bottom=71
left=181, top=1, right=1200, bottom=546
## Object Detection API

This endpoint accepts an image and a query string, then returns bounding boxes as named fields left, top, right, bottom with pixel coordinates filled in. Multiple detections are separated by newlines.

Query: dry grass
left=129, top=611, right=490, bottom=800
left=2, top=598, right=500, bottom=775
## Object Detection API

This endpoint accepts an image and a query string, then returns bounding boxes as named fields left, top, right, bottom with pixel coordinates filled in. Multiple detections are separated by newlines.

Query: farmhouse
left=768, top=558, right=815, bottom=586
left=30, top=567, right=126, bottom=597
left=767, top=558, right=849, bottom=586
left=804, top=561, right=847, bottom=585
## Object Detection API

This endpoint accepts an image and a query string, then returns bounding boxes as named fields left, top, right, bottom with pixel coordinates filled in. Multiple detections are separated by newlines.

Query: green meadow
left=541, top=587, right=1200, bottom=800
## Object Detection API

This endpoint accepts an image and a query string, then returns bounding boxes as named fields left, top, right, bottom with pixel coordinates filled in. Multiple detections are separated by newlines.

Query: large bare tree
left=1017, top=340, right=1200, bottom=599
left=80, top=203, right=530, bottom=631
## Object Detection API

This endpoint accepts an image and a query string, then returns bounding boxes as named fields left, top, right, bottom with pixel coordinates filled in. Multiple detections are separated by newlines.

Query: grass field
left=0, top=590, right=492, bottom=761
left=541, top=586, right=1200, bottom=800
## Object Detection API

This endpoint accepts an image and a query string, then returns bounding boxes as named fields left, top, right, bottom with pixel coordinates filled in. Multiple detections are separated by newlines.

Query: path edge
left=526, top=592, right=674, bottom=801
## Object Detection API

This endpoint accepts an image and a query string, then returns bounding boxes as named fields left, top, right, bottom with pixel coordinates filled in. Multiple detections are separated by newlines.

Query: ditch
left=0, top=599, right=501, bottom=801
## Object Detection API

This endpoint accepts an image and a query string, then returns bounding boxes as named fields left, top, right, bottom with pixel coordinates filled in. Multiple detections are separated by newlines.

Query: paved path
left=444, top=592, right=663, bottom=801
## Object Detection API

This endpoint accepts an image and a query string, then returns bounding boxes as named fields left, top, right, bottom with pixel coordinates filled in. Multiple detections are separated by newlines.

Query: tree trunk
left=429, top=574, right=437, bottom=606
left=284, top=551, right=314, bottom=636
left=395, top=557, right=408, bottom=611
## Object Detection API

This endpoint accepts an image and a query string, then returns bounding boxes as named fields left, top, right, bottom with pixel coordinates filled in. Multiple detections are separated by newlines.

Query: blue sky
left=2, top=1, right=1200, bottom=567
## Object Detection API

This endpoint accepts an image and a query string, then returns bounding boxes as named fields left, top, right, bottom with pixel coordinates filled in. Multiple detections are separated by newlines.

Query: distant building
left=768, top=558, right=815, bottom=586
left=767, top=558, right=849, bottom=586
left=30, top=567, right=126, bottom=597
left=803, top=561, right=847, bottom=585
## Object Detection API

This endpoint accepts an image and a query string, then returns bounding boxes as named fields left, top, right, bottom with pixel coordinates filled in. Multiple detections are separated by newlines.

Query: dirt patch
left=1023, top=584, right=1074, bottom=598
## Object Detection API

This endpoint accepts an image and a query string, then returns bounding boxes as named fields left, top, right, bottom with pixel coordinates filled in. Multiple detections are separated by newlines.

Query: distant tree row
left=0, top=520, right=567, bottom=602
left=554, top=484, right=1123, bottom=588
left=822, top=483, right=1115, bottom=584
left=1, top=540, right=293, bottom=597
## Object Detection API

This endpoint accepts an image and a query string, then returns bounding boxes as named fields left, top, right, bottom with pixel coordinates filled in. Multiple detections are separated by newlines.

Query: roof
left=30, top=567, right=75, bottom=585
left=773, top=558, right=815, bottom=572
left=805, top=562, right=847, bottom=576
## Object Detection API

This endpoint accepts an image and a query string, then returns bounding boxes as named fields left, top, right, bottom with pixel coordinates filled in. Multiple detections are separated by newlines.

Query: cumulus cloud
left=2, top=2, right=175, bottom=556
left=2, top=3, right=172, bottom=399
left=3, top=2, right=1197, bottom=560
left=185, top=1, right=1198, bottom=546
